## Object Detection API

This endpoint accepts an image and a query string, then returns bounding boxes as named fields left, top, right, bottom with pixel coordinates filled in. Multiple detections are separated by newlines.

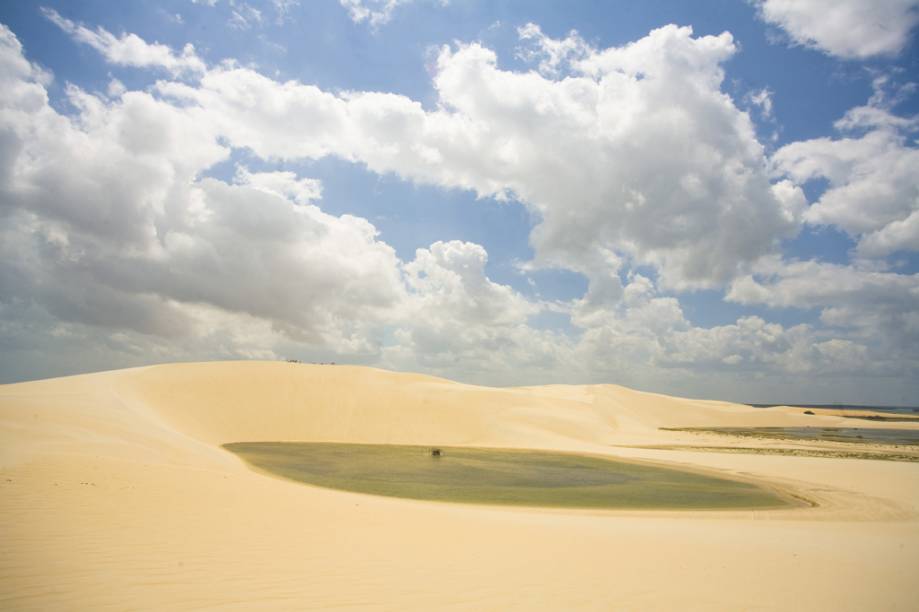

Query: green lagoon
left=224, top=442, right=794, bottom=510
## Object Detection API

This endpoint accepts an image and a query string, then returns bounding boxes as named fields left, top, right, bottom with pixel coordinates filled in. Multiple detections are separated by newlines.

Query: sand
left=1, top=361, right=918, bottom=610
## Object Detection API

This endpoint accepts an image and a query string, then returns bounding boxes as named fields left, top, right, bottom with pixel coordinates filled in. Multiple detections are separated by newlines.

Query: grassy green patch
left=662, top=427, right=919, bottom=446
left=637, top=445, right=919, bottom=463
left=839, top=414, right=919, bottom=423
left=224, top=442, right=794, bottom=510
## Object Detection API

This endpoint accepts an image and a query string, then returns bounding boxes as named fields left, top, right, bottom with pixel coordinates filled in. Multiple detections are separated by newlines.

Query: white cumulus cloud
left=234, top=166, right=322, bottom=204
left=340, top=0, right=420, bottom=27
left=772, top=82, right=919, bottom=259
left=41, top=7, right=206, bottom=76
left=755, top=0, right=919, bottom=59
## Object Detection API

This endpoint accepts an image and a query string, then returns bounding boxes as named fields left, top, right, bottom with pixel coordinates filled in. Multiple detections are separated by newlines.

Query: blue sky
left=0, top=0, right=917, bottom=405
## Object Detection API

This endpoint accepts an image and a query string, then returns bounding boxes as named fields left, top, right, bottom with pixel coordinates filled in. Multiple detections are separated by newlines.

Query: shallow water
left=224, top=442, right=793, bottom=510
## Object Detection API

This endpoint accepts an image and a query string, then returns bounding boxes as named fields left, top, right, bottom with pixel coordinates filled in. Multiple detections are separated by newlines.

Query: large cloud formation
left=156, top=23, right=802, bottom=295
left=0, top=24, right=401, bottom=353
left=0, top=15, right=916, bottom=402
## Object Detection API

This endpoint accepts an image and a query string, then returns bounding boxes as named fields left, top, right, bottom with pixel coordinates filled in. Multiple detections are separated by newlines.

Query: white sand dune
left=2, top=361, right=918, bottom=610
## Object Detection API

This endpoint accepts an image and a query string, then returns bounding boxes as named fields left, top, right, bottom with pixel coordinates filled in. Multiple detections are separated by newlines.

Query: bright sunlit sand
left=2, top=361, right=918, bottom=610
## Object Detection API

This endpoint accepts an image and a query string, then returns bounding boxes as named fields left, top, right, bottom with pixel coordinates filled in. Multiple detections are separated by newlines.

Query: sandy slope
left=1, top=361, right=918, bottom=611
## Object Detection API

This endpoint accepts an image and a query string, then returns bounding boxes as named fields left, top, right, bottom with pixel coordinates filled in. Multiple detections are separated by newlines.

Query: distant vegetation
left=285, top=359, right=335, bottom=365
left=749, top=403, right=919, bottom=413
left=663, top=427, right=919, bottom=447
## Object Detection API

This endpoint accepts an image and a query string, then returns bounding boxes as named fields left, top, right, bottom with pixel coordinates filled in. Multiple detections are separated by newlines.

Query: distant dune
left=2, top=361, right=918, bottom=610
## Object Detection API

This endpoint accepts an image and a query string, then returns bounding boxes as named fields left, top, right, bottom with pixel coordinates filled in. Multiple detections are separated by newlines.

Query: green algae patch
left=224, top=442, right=794, bottom=510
